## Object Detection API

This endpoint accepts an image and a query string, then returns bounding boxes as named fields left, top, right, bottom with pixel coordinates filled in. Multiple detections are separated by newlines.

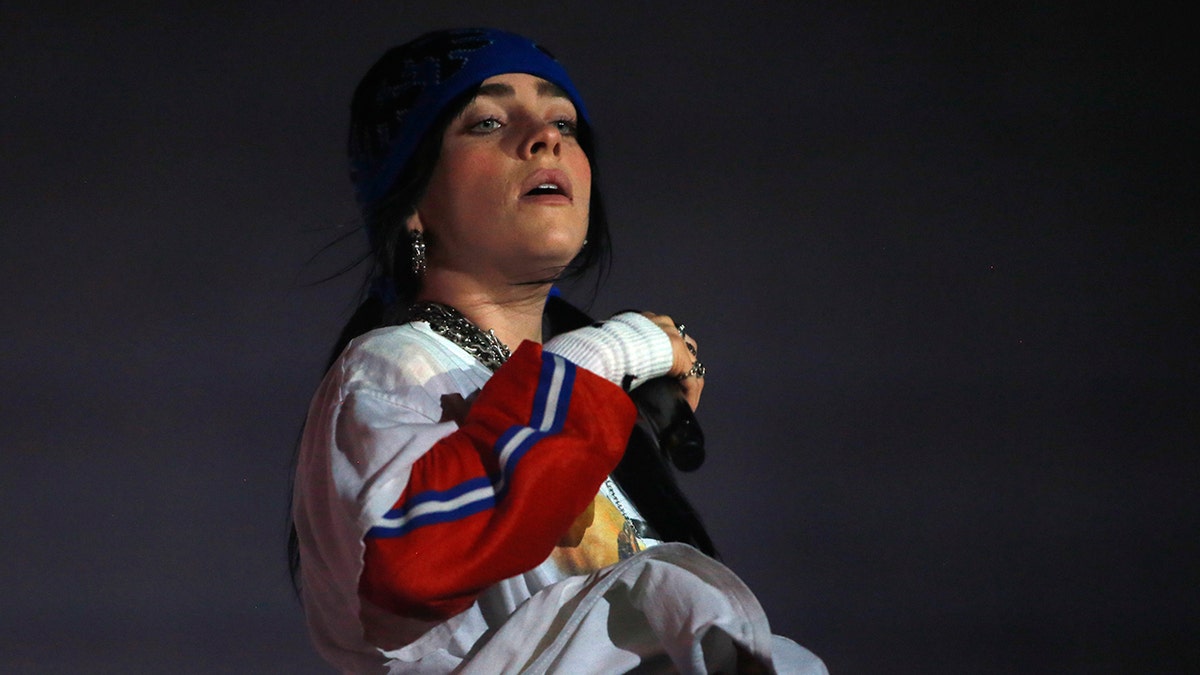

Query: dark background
left=2, top=2, right=1195, bottom=673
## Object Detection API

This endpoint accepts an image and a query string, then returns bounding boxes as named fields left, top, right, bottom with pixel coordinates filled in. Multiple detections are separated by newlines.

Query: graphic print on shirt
left=547, top=480, right=662, bottom=577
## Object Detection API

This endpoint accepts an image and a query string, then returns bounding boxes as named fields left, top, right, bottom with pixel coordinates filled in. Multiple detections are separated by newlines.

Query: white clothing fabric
left=293, top=314, right=827, bottom=673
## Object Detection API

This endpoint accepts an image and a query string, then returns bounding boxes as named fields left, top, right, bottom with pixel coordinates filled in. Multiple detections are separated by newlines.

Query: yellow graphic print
left=549, top=492, right=643, bottom=577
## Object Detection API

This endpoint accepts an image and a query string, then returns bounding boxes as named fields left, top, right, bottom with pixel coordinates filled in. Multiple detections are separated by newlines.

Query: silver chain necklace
left=408, top=301, right=511, bottom=372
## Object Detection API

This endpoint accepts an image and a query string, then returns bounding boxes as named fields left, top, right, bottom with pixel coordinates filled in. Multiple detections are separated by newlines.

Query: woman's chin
left=524, top=234, right=587, bottom=266
left=504, top=251, right=579, bottom=284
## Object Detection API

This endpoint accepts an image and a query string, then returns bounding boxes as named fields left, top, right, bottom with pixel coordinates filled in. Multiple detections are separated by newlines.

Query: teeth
left=538, top=183, right=558, bottom=190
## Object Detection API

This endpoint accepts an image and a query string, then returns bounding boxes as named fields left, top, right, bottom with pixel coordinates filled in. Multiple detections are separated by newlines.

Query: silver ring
left=683, top=359, right=706, bottom=379
left=675, top=323, right=698, bottom=356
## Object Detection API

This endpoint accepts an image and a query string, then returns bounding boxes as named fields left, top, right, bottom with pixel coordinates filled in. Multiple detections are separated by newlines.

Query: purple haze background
left=1, top=3, right=1195, bottom=672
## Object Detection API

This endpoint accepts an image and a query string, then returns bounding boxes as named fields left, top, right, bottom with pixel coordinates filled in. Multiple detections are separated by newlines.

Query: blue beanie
left=349, top=28, right=590, bottom=211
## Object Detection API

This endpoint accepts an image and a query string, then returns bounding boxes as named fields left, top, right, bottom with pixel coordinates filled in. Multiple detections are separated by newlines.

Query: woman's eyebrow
left=472, top=81, right=571, bottom=100
left=474, top=82, right=516, bottom=98
left=536, top=81, right=570, bottom=100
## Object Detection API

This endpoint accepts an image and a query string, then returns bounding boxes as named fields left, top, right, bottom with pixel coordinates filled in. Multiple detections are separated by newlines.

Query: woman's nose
left=519, top=121, right=562, bottom=159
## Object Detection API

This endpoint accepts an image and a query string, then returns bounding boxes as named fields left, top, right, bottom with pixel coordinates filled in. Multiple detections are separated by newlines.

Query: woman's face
left=413, top=72, right=592, bottom=285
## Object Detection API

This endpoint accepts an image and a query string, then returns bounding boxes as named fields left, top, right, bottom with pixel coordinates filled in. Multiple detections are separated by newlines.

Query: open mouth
left=526, top=183, right=567, bottom=197
left=522, top=170, right=572, bottom=201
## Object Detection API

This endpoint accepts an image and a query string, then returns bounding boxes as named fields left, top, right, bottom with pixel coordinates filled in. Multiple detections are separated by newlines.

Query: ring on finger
left=675, top=323, right=698, bottom=356
left=681, top=359, right=706, bottom=379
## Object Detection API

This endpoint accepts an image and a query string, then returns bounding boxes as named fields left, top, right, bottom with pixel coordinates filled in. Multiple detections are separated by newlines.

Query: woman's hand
left=642, top=312, right=705, bottom=411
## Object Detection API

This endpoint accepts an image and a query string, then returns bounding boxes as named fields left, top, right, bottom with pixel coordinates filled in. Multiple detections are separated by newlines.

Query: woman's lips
left=520, top=169, right=573, bottom=202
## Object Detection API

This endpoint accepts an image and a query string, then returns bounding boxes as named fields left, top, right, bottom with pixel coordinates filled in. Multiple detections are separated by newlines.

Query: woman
left=292, top=28, right=826, bottom=674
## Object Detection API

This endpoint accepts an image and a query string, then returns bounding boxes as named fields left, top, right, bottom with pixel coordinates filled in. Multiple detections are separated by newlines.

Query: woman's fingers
left=641, top=312, right=706, bottom=411
left=678, top=366, right=704, bottom=411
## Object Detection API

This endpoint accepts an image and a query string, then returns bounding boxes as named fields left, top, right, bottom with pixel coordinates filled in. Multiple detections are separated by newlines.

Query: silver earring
left=410, top=230, right=426, bottom=277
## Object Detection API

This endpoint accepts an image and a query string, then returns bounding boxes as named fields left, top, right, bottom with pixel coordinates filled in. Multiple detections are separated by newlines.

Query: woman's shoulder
left=334, top=322, right=487, bottom=394
left=343, top=322, right=447, bottom=363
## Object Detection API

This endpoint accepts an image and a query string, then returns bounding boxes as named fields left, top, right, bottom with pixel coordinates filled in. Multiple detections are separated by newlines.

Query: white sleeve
left=543, top=311, right=673, bottom=390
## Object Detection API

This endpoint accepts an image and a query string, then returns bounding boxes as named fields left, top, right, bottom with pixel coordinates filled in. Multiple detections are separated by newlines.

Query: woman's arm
left=354, top=341, right=637, bottom=620
left=546, top=310, right=703, bottom=409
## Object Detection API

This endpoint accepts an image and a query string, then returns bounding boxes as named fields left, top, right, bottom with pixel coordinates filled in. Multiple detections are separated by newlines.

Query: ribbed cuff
left=544, top=312, right=673, bottom=389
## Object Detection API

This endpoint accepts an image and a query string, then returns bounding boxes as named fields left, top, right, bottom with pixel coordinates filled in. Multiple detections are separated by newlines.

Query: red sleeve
left=358, top=341, right=636, bottom=621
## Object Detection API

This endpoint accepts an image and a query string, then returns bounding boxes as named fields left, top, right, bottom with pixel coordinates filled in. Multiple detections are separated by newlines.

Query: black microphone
left=628, top=377, right=706, bottom=472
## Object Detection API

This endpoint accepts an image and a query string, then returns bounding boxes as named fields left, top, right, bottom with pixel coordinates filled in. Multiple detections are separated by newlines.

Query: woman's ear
left=405, top=210, right=424, bottom=237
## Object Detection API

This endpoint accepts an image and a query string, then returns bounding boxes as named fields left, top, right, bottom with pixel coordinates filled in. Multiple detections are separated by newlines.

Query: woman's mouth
left=526, top=182, right=566, bottom=196
left=521, top=170, right=573, bottom=202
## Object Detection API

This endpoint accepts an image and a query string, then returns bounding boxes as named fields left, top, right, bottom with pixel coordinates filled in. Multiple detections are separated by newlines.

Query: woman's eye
left=553, top=119, right=578, bottom=136
left=470, top=118, right=503, bottom=133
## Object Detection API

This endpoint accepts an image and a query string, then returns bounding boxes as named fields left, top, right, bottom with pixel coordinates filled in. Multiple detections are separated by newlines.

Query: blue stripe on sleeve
left=368, top=494, right=495, bottom=539
left=493, top=352, right=577, bottom=496
left=367, top=476, right=496, bottom=539
left=380, top=476, right=493, bottom=518
left=366, top=352, right=580, bottom=539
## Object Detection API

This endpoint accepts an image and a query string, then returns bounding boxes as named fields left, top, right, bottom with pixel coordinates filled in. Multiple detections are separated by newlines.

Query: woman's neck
left=416, top=270, right=550, bottom=349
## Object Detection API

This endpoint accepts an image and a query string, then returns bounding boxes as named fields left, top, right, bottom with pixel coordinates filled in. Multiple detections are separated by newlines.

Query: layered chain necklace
left=408, top=301, right=511, bottom=372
